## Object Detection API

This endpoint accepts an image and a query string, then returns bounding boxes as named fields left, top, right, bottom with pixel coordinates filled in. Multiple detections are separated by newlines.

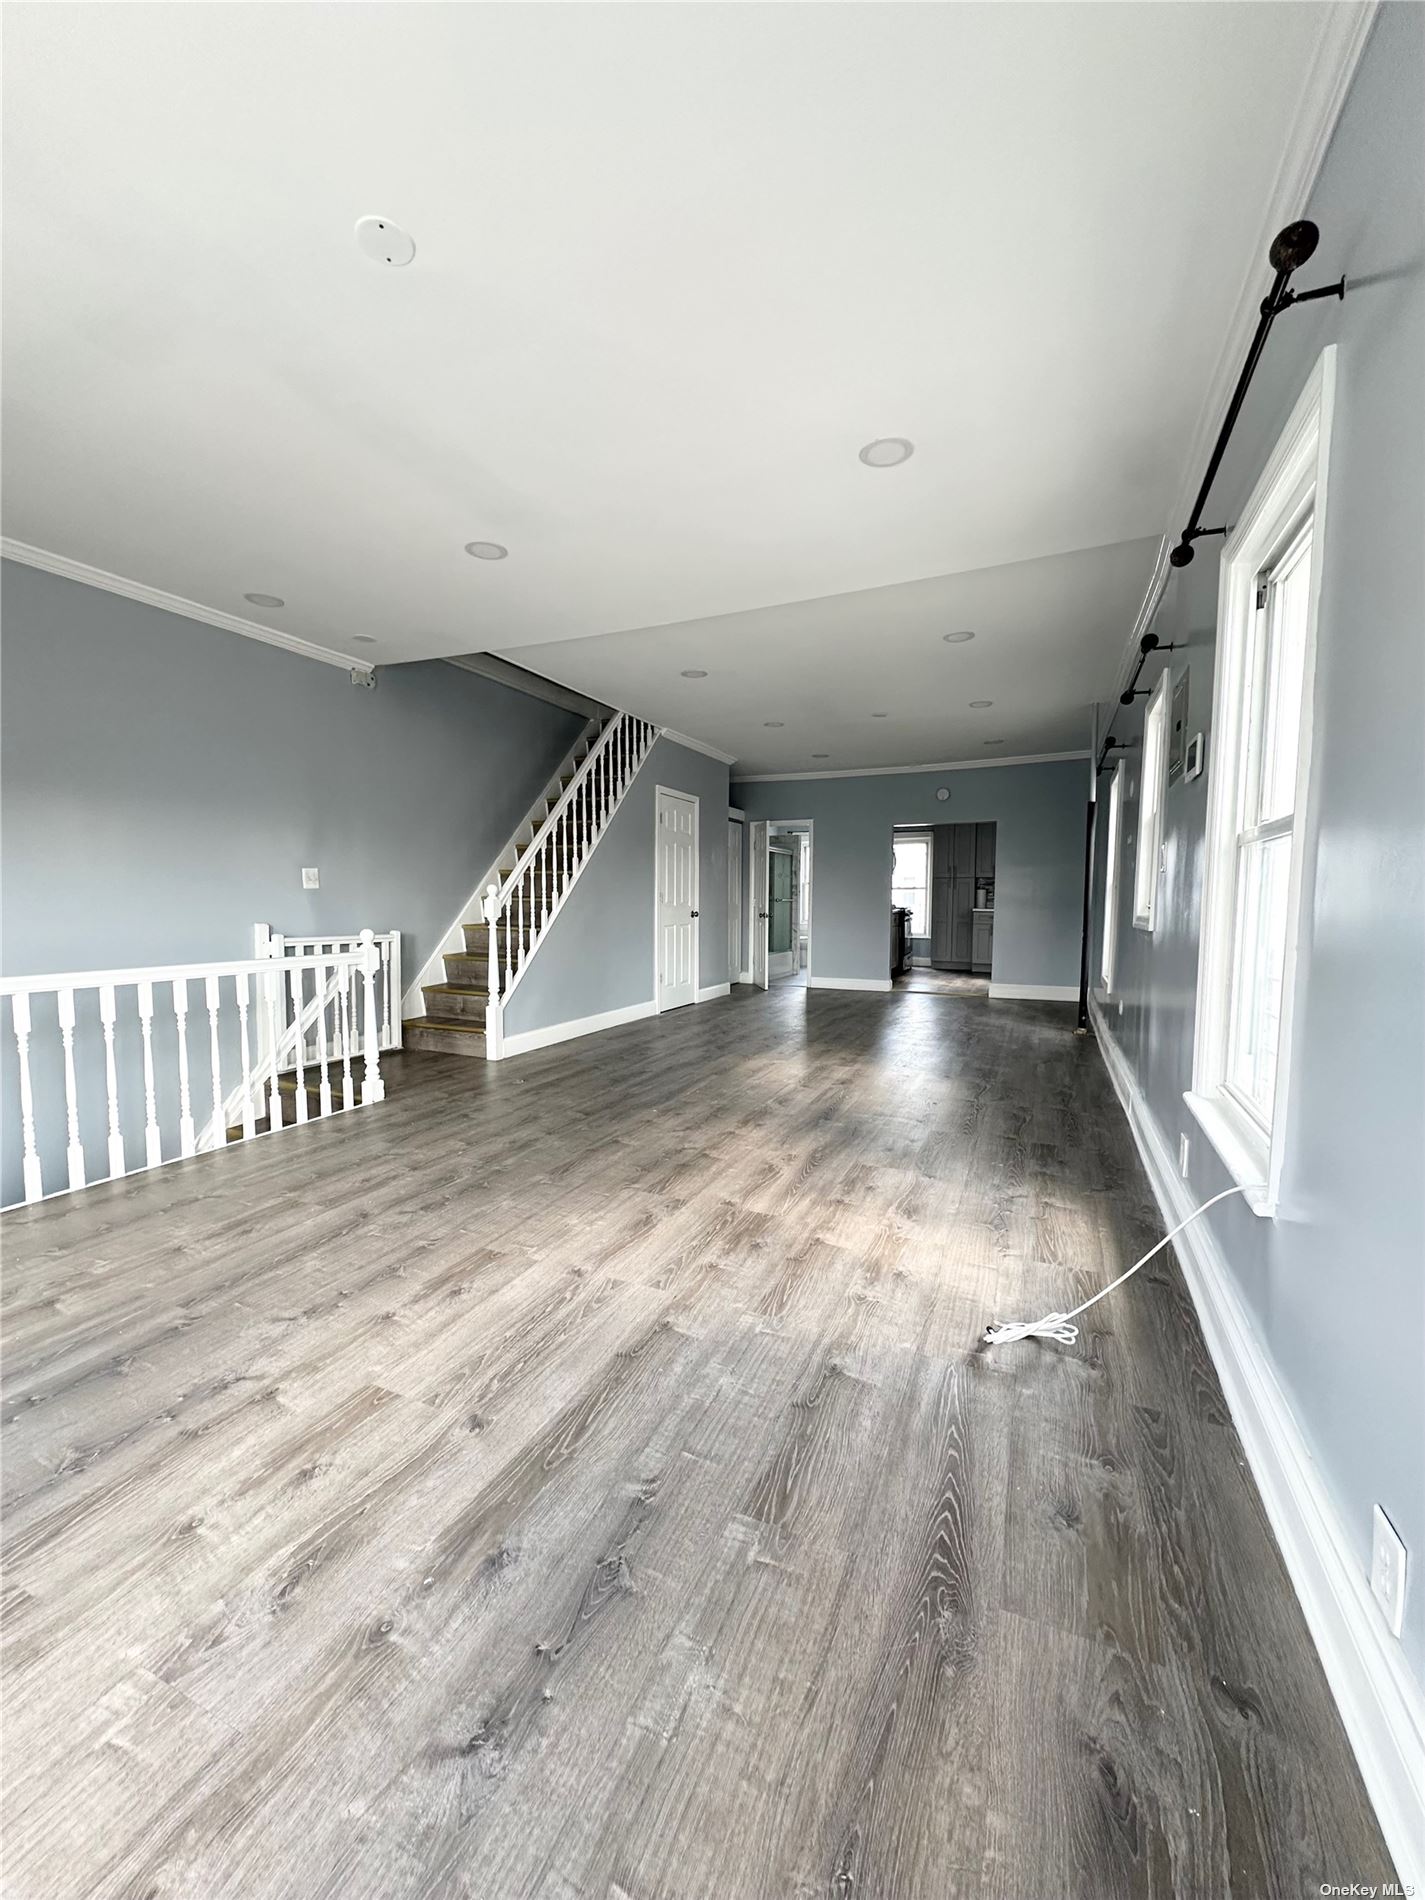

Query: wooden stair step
left=402, top=1016, right=487, bottom=1058
left=421, top=982, right=488, bottom=1021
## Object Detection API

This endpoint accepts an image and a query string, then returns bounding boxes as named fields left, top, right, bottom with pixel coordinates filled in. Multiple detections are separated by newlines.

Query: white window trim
left=1132, top=669, right=1170, bottom=930
left=1101, top=761, right=1124, bottom=991
left=891, top=830, right=933, bottom=939
left=1186, top=345, right=1336, bottom=1218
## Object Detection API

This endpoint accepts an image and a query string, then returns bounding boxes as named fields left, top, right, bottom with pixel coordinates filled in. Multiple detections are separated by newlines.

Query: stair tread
left=403, top=1015, right=486, bottom=1034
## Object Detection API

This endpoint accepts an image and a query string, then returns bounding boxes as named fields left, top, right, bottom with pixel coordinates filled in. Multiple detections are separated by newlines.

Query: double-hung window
left=1188, top=348, right=1334, bottom=1213
left=1133, top=671, right=1170, bottom=929
left=1101, top=762, right=1124, bottom=990
left=891, top=832, right=932, bottom=938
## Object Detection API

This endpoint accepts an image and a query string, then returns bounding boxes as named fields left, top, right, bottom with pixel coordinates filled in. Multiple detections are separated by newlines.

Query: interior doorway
left=655, top=786, right=699, bottom=1011
left=749, top=819, right=813, bottom=989
left=891, top=820, right=994, bottom=995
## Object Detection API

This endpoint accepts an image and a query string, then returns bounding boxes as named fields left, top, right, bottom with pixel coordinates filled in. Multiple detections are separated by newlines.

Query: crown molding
left=1114, top=0, right=1377, bottom=691
left=731, top=749, right=1089, bottom=784
left=0, top=538, right=357, bottom=671
left=658, top=726, right=740, bottom=766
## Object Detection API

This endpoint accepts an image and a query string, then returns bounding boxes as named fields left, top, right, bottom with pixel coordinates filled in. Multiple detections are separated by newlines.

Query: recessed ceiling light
left=243, top=592, right=284, bottom=609
left=680, top=669, right=708, bottom=679
left=352, top=636, right=377, bottom=646
left=812, top=752, right=830, bottom=759
left=871, top=711, right=888, bottom=718
left=465, top=541, right=508, bottom=560
left=764, top=721, right=785, bottom=728
left=942, top=630, right=975, bottom=644
left=984, top=738, right=1005, bottom=746
left=858, top=437, right=914, bottom=468
left=355, top=216, right=416, bottom=267
left=969, top=699, right=993, bottom=708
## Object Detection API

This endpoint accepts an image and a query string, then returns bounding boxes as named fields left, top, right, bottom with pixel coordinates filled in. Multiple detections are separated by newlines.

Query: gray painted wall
left=733, top=759, right=1087, bottom=989
left=1, top=559, right=582, bottom=1198
left=1089, top=4, right=1424, bottom=1673
left=503, top=736, right=730, bottom=1036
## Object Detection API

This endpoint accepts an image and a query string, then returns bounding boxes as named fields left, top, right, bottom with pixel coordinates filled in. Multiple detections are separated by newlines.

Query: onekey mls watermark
left=1319, top=1884, right=1415, bottom=1897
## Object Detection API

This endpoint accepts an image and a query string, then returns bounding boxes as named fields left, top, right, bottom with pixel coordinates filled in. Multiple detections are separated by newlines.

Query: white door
left=749, top=820, right=770, bottom=990
left=727, top=819, right=743, bottom=982
left=656, top=788, right=698, bottom=1011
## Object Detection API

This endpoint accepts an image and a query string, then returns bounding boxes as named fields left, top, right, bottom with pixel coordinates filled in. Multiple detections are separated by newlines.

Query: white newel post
left=360, top=930, right=385, bottom=1104
left=482, top=882, right=503, bottom=1057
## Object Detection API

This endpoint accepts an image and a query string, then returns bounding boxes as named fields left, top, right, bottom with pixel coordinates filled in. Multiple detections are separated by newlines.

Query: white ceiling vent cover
left=355, top=216, right=415, bottom=267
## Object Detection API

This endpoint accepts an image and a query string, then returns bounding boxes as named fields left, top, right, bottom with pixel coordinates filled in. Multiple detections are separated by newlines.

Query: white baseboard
left=498, top=999, right=656, bottom=1060
left=696, top=982, right=731, bottom=1002
left=988, top=981, right=1079, bottom=1001
left=1090, top=999, right=1424, bottom=1892
left=806, top=976, right=893, bottom=993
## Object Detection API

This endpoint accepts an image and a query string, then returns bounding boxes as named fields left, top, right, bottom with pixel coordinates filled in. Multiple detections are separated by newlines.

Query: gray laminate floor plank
left=0, top=984, right=1394, bottom=1898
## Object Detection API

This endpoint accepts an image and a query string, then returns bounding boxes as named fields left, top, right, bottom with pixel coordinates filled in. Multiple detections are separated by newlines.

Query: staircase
left=403, top=710, right=660, bottom=1059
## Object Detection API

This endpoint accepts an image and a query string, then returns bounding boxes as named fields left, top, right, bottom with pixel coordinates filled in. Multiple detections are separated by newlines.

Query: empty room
left=2, top=4, right=1421, bottom=1897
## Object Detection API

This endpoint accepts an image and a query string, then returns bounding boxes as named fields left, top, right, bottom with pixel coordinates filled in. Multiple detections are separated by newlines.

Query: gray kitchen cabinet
left=975, top=824, right=996, bottom=878
left=972, top=914, right=993, bottom=971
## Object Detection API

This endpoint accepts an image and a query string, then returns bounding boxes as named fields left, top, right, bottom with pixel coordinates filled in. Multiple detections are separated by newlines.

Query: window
left=891, top=833, right=931, bottom=936
left=1189, top=348, right=1334, bottom=1214
left=1133, top=670, right=1169, bottom=929
left=1101, top=763, right=1123, bottom=990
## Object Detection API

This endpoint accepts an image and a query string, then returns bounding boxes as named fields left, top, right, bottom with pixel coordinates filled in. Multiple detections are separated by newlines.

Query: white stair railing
left=481, top=711, right=659, bottom=1056
left=256, top=927, right=402, bottom=1058
left=1, top=933, right=386, bottom=1209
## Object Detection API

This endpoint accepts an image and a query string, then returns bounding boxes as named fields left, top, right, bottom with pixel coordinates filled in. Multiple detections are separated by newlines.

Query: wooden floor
left=1, top=985, right=1391, bottom=1899
left=894, top=969, right=991, bottom=996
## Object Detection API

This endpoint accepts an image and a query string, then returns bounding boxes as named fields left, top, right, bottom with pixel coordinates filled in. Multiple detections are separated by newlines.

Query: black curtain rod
left=1094, top=219, right=1345, bottom=776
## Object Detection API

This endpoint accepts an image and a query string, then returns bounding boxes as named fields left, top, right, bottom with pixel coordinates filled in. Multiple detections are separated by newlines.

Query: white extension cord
left=983, top=1183, right=1259, bottom=1347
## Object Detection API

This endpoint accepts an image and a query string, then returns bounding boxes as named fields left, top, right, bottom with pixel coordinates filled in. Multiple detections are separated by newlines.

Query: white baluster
left=289, top=964, right=307, bottom=1123
left=173, top=978, right=195, bottom=1157
left=379, top=937, right=393, bottom=1048
left=564, top=796, right=573, bottom=885
left=99, top=983, right=125, bottom=1181
left=138, top=981, right=161, bottom=1168
left=265, top=964, right=282, bottom=1127
left=315, top=960, right=333, bottom=1117
left=338, top=966, right=354, bottom=1110
left=56, top=986, right=87, bottom=1192
left=360, top=931, right=385, bottom=1104
left=236, top=971, right=257, bottom=1140
left=11, top=994, right=43, bottom=1203
left=206, top=974, right=224, bottom=1146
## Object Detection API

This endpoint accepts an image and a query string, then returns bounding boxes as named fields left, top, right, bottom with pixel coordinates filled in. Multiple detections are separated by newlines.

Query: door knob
left=690, top=909, right=699, bottom=918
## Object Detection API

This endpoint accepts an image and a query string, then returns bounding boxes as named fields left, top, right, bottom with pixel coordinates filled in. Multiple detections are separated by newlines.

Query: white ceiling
left=3, top=3, right=1345, bottom=768
left=517, top=536, right=1158, bottom=775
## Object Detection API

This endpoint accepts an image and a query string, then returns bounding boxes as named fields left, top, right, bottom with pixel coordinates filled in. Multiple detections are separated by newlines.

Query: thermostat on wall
left=1185, top=733, right=1206, bottom=781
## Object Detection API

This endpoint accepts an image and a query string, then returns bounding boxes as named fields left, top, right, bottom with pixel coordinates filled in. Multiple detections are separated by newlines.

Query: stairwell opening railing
left=1, top=932, right=387, bottom=1209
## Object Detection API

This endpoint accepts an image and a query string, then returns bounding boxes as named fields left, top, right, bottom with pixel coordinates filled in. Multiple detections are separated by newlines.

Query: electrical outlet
left=1178, top=1133, right=1191, bottom=1177
left=1371, top=1504, right=1407, bottom=1637
left=302, top=867, right=320, bottom=890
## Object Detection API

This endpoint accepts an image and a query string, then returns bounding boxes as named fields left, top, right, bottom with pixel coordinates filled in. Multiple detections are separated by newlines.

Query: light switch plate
left=302, top=867, right=320, bottom=890
left=1371, top=1503, right=1407, bottom=1637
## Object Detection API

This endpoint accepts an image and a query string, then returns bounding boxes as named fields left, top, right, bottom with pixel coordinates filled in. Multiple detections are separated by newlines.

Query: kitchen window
left=891, top=833, right=932, bottom=937
left=1187, top=348, right=1334, bottom=1214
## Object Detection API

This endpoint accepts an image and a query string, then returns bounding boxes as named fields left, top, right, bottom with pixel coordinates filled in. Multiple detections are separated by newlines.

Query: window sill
left=1184, top=1089, right=1274, bottom=1217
